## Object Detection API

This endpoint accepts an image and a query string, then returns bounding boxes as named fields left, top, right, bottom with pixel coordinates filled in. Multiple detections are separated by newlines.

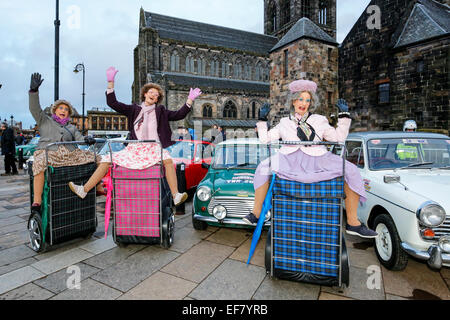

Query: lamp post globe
left=73, top=63, right=86, bottom=133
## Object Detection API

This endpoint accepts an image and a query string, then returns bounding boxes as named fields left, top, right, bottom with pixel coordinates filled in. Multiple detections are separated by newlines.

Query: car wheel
left=373, top=214, right=408, bottom=271
left=192, top=207, right=208, bottom=230
left=28, top=213, right=47, bottom=253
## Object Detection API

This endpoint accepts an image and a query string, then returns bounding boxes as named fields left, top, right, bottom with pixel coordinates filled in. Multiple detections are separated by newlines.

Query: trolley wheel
left=192, top=206, right=208, bottom=230
left=162, top=213, right=175, bottom=249
left=341, top=234, right=350, bottom=288
left=28, top=212, right=47, bottom=253
left=265, top=227, right=272, bottom=273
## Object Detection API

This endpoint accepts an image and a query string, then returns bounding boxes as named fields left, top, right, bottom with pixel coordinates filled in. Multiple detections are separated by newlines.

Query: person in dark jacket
left=68, top=67, right=202, bottom=206
left=1, top=122, right=18, bottom=176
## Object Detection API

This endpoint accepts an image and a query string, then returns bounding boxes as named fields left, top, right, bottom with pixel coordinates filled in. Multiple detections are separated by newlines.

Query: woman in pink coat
left=242, top=79, right=377, bottom=238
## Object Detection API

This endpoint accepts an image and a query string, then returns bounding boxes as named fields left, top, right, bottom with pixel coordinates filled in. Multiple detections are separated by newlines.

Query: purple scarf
left=52, top=114, right=70, bottom=126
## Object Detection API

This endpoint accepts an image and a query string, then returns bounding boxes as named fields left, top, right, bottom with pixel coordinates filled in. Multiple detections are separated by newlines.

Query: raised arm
left=167, top=88, right=201, bottom=121
left=322, top=99, right=352, bottom=142
left=105, top=66, right=133, bottom=117
left=28, top=73, right=46, bottom=124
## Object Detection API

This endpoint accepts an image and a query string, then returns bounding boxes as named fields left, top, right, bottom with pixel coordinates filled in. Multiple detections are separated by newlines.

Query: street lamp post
left=10, top=115, right=14, bottom=127
left=55, top=0, right=60, bottom=101
left=73, top=63, right=85, bottom=133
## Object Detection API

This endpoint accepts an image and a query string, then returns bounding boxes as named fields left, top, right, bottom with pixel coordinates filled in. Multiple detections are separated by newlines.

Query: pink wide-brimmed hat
left=288, top=79, right=317, bottom=94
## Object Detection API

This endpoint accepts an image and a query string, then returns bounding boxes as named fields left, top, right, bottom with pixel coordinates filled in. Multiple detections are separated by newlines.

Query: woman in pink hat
left=242, top=79, right=377, bottom=238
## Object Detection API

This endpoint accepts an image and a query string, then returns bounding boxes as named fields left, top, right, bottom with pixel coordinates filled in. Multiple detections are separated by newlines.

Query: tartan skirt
left=254, top=148, right=366, bottom=202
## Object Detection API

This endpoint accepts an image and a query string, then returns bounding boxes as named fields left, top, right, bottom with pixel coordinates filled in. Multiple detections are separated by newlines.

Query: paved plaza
left=0, top=162, right=449, bottom=301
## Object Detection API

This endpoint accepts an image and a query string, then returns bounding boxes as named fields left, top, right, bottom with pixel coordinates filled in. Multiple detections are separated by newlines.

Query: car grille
left=208, top=197, right=254, bottom=218
left=432, top=215, right=450, bottom=240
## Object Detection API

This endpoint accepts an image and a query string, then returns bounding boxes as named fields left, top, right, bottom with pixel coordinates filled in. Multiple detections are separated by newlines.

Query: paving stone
left=0, top=257, right=38, bottom=276
left=0, top=221, right=28, bottom=236
left=34, top=263, right=101, bottom=294
left=253, top=276, right=320, bottom=300
left=91, top=246, right=179, bottom=292
left=0, top=231, right=29, bottom=250
left=441, top=267, right=450, bottom=279
left=119, top=271, right=197, bottom=300
left=169, top=226, right=212, bottom=253
left=386, top=294, right=409, bottom=300
left=32, top=238, right=94, bottom=261
left=345, top=234, right=375, bottom=252
left=347, top=247, right=380, bottom=270
left=381, top=259, right=450, bottom=300
left=83, top=245, right=145, bottom=270
left=229, top=232, right=267, bottom=268
left=0, top=245, right=36, bottom=266
left=162, top=241, right=235, bottom=283
left=79, top=237, right=117, bottom=255
left=0, top=283, right=54, bottom=300
left=50, top=278, right=122, bottom=300
left=322, top=266, right=385, bottom=300
left=318, top=292, right=354, bottom=300
left=0, top=266, right=46, bottom=295
left=0, top=207, right=27, bottom=218
left=206, top=228, right=251, bottom=248
left=31, top=248, right=94, bottom=275
left=0, top=216, right=25, bottom=228
left=189, top=259, right=266, bottom=300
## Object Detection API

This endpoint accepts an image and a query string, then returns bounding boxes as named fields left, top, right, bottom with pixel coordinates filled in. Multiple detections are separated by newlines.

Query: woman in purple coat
left=69, top=67, right=201, bottom=206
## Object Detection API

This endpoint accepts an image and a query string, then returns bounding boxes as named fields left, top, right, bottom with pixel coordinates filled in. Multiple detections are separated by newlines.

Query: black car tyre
left=28, top=213, right=47, bottom=253
left=373, top=214, right=408, bottom=271
left=192, top=206, right=208, bottom=230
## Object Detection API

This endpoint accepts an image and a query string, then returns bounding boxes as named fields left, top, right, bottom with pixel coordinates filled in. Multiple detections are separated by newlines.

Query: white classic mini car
left=343, top=131, right=450, bottom=270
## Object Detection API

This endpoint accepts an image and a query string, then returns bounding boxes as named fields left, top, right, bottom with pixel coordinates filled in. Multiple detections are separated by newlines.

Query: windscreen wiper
left=397, top=162, right=434, bottom=170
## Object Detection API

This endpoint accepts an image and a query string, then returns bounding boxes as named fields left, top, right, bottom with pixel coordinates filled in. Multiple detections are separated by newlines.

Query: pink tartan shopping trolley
left=104, top=140, right=174, bottom=248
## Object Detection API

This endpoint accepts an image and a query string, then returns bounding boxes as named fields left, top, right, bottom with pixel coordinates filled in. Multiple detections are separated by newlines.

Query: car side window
left=195, top=144, right=206, bottom=162
left=346, top=141, right=365, bottom=168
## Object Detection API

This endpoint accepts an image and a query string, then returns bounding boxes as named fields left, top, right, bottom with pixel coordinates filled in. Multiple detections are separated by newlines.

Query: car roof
left=217, top=138, right=263, bottom=146
left=347, top=131, right=449, bottom=141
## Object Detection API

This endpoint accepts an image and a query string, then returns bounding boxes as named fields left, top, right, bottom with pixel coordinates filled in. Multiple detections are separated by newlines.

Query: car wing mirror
left=384, top=174, right=400, bottom=184
left=201, top=162, right=210, bottom=169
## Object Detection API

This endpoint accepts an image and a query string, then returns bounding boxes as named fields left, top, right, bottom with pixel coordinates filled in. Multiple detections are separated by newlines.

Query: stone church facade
left=339, top=0, right=449, bottom=134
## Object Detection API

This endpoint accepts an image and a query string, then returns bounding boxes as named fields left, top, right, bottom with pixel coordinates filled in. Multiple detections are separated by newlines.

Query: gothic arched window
left=280, top=0, right=290, bottom=26
left=268, top=1, right=277, bottom=33
left=319, top=1, right=328, bottom=25
left=198, top=56, right=206, bottom=75
left=252, top=101, right=257, bottom=119
left=223, top=101, right=237, bottom=118
left=170, top=51, right=180, bottom=72
left=202, top=104, right=213, bottom=118
left=300, top=0, right=311, bottom=19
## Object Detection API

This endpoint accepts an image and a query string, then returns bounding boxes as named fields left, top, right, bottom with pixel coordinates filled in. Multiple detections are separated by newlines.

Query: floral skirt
left=100, top=143, right=171, bottom=170
left=32, top=146, right=100, bottom=176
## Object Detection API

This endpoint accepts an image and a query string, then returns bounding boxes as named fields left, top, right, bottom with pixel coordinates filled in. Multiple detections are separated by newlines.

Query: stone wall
left=269, top=38, right=339, bottom=125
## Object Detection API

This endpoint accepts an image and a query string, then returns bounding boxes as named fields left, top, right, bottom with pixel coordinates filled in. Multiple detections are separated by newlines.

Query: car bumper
left=401, top=238, right=450, bottom=269
left=193, top=213, right=271, bottom=227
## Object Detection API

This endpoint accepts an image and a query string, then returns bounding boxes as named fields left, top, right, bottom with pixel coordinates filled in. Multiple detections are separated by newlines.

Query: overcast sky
left=0, top=0, right=371, bottom=128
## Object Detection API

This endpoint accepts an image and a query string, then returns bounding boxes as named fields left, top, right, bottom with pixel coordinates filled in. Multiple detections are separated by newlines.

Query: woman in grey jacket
left=29, top=73, right=101, bottom=213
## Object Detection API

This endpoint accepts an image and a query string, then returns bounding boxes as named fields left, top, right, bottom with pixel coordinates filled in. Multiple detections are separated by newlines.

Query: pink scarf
left=134, top=103, right=157, bottom=140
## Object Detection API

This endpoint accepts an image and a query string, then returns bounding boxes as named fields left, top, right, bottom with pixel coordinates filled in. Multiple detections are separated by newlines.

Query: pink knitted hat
left=288, top=80, right=317, bottom=94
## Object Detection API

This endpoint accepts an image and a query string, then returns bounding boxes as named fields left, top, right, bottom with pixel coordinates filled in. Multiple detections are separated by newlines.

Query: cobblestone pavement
left=0, top=161, right=449, bottom=300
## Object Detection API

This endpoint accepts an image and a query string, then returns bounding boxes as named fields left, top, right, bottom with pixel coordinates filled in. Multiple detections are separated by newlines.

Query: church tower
left=264, top=0, right=336, bottom=40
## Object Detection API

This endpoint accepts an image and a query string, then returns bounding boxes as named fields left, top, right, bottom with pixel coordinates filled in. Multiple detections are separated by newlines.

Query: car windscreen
left=28, top=137, right=39, bottom=145
left=212, top=143, right=274, bottom=169
left=368, top=138, right=450, bottom=170
left=98, top=141, right=126, bottom=155
left=166, top=141, right=195, bottom=160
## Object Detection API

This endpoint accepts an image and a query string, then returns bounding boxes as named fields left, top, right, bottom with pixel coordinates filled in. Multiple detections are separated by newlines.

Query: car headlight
left=439, top=236, right=450, bottom=253
left=416, top=201, right=446, bottom=227
left=212, top=205, right=227, bottom=220
left=196, top=186, right=211, bottom=202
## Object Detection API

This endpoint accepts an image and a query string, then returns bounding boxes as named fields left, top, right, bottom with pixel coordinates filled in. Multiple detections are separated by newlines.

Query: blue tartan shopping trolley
left=265, top=141, right=350, bottom=288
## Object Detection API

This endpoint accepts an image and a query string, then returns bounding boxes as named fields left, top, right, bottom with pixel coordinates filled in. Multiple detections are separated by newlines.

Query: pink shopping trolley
left=106, top=140, right=174, bottom=248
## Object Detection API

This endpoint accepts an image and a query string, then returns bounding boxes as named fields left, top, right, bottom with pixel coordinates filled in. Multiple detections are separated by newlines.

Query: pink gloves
left=188, top=88, right=202, bottom=101
left=106, top=67, right=118, bottom=82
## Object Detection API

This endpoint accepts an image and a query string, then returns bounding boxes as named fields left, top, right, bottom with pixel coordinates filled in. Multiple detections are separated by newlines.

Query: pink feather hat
left=288, top=79, right=317, bottom=94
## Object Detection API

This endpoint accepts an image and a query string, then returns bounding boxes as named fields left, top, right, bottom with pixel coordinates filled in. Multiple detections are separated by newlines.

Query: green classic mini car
left=192, top=138, right=277, bottom=230
left=16, top=136, right=39, bottom=161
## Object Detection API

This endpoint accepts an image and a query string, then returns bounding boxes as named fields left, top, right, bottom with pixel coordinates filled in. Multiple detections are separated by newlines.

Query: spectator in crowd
left=1, top=122, right=18, bottom=176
